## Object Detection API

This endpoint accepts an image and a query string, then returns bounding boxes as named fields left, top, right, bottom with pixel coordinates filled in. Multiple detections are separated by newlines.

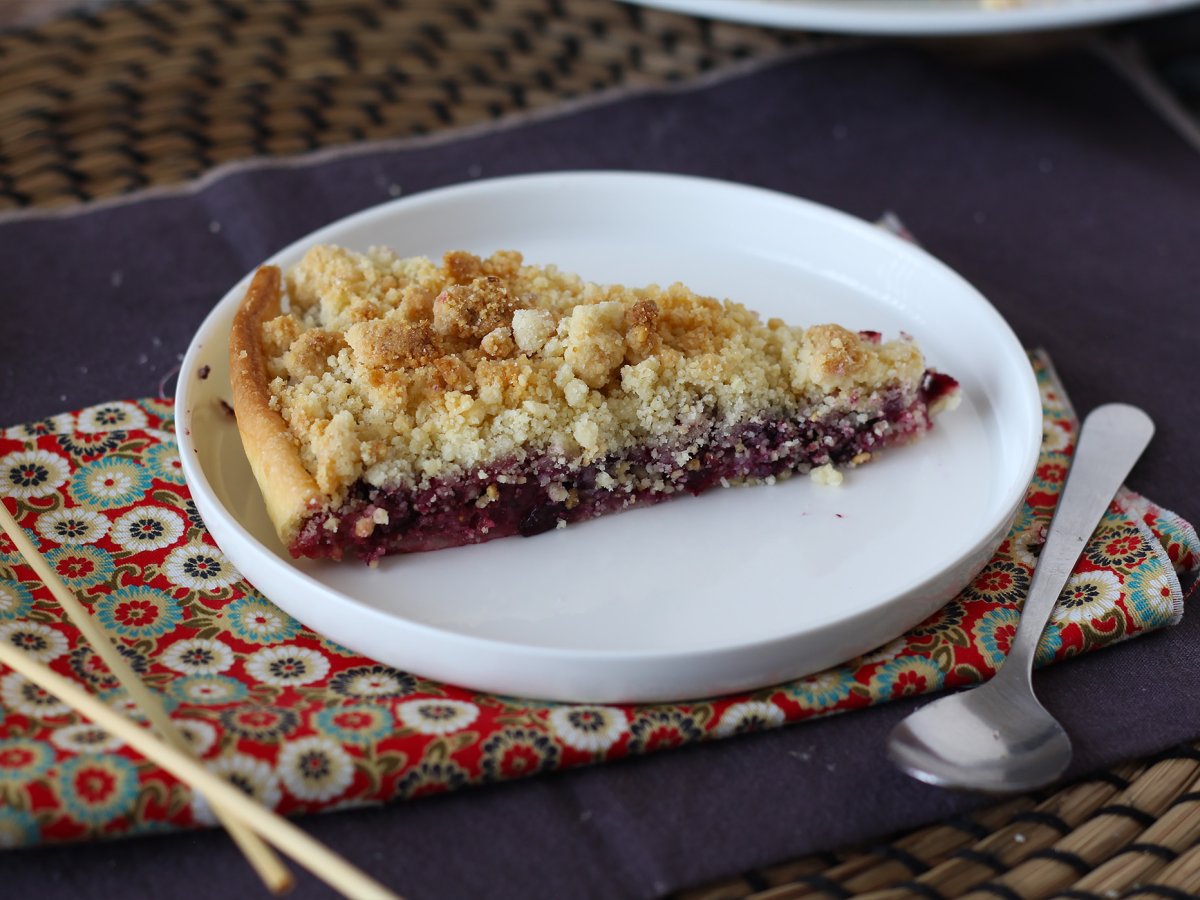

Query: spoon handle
left=1001, top=403, right=1155, bottom=682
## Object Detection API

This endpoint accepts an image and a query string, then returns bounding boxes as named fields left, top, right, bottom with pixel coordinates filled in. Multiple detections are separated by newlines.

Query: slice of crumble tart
left=229, top=246, right=958, bottom=564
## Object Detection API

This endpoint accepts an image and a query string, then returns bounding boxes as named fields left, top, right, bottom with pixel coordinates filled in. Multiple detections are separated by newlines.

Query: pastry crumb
left=929, top=389, right=962, bottom=416
left=810, top=464, right=843, bottom=487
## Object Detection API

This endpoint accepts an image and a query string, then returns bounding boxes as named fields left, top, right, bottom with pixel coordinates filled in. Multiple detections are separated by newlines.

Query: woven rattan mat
left=677, top=748, right=1200, bottom=899
left=5, top=2, right=1200, bottom=898
left=0, top=0, right=819, bottom=210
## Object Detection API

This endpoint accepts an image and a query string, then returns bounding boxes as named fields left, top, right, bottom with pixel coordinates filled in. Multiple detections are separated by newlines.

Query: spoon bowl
left=888, top=672, right=1072, bottom=793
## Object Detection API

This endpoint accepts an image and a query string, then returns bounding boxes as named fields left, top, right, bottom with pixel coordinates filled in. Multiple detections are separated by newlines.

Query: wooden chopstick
left=0, top=639, right=402, bottom=899
left=0, top=502, right=293, bottom=893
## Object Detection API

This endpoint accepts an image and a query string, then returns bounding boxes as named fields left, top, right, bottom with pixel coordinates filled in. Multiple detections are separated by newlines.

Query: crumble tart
left=229, top=245, right=958, bottom=564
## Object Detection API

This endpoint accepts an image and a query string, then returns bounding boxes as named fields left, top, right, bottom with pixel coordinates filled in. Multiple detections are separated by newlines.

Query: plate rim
left=176, top=170, right=1043, bottom=699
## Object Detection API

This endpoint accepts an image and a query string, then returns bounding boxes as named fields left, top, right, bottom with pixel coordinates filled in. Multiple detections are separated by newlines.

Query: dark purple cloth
left=2, top=44, right=1200, bottom=899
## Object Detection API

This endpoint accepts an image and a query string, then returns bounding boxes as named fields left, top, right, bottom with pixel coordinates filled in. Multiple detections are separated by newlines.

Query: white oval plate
left=178, top=172, right=1041, bottom=703
left=623, top=0, right=1198, bottom=36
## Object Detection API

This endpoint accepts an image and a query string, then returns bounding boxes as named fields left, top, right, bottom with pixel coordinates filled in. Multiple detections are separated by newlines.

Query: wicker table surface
left=3, top=3, right=1200, bottom=899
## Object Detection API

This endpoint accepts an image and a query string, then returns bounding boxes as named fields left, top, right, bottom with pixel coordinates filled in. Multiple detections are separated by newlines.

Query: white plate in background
left=177, top=172, right=1041, bottom=703
left=623, top=0, right=1199, bottom=36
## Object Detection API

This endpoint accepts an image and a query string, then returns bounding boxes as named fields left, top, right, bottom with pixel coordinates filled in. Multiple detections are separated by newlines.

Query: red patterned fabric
left=0, top=352, right=1195, bottom=847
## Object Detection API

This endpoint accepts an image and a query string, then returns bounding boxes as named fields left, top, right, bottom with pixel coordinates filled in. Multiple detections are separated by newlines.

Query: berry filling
left=290, top=372, right=957, bottom=564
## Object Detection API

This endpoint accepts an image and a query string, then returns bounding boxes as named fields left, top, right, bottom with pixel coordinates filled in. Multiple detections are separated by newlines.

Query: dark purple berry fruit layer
left=291, top=371, right=957, bottom=563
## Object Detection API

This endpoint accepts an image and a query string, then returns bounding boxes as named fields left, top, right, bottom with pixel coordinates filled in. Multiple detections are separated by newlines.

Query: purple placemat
left=2, top=43, right=1200, bottom=900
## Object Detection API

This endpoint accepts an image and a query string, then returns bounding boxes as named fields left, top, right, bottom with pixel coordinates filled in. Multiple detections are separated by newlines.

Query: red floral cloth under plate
left=0, top=351, right=1195, bottom=847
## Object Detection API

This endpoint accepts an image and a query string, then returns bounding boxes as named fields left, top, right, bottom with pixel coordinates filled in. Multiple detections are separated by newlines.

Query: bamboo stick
left=0, top=502, right=293, bottom=893
left=0, top=639, right=402, bottom=900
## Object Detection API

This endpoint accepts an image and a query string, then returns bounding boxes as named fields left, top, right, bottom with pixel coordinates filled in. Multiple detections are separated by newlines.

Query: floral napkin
left=0, top=351, right=1195, bottom=848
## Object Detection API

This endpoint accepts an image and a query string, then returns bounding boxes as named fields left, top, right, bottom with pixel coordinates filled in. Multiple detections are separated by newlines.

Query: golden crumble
left=263, top=245, right=927, bottom=504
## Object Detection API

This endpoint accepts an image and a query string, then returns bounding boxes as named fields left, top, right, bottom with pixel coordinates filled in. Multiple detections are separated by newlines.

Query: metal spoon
left=887, top=403, right=1155, bottom=793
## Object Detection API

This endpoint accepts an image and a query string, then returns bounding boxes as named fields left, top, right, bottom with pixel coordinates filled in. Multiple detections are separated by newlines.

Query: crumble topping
left=264, top=245, right=927, bottom=503
left=512, top=308, right=556, bottom=353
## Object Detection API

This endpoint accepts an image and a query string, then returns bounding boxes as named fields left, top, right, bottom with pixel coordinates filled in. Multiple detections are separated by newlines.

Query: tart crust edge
left=229, top=265, right=324, bottom=547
